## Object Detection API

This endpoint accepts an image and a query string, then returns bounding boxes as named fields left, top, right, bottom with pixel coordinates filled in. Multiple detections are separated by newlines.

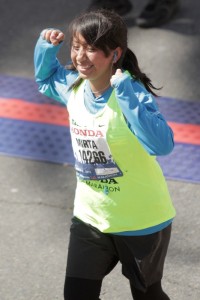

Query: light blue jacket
left=34, top=34, right=174, bottom=156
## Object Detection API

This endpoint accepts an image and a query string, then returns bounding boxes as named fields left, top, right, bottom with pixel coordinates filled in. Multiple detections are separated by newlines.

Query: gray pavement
left=1, top=0, right=200, bottom=299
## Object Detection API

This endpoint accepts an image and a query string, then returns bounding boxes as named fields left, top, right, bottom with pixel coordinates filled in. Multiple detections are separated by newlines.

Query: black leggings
left=64, top=277, right=170, bottom=300
left=64, top=277, right=102, bottom=300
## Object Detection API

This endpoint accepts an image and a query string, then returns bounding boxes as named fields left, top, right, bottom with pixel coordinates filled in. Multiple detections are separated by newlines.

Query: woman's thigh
left=113, top=224, right=172, bottom=291
left=65, top=217, right=119, bottom=280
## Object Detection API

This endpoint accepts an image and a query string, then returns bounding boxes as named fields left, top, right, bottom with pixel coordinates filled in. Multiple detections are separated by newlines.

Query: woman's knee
left=64, top=276, right=102, bottom=300
left=130, top=280, right=170, bottom=300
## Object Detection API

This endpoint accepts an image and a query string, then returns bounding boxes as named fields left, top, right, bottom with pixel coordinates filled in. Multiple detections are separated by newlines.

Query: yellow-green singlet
left=67, top=81, right=176, bottom=233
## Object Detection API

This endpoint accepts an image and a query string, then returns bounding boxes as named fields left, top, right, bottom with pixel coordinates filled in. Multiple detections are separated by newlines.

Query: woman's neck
left=89, top=80, right=111, bottom=97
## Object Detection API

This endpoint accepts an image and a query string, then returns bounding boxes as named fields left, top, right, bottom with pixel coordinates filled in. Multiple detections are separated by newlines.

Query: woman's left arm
left=111, top=71, right=174, bottom=156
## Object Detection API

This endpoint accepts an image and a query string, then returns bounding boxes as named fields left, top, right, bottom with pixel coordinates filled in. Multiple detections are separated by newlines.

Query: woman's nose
left=77, top=49, right=86, bottom=61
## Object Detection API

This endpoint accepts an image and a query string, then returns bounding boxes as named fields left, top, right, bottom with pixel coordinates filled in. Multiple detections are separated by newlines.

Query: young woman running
left=34, top=9, right=176, bottom=300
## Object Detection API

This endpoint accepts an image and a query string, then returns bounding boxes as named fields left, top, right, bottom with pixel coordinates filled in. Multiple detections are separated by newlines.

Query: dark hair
left=67, top=9, right=160, bottom=96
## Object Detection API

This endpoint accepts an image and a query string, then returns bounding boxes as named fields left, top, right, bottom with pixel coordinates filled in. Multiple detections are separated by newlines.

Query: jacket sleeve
left=34, top=33, right=77, bottom=105
left=112, top=73, right=174, bottom=156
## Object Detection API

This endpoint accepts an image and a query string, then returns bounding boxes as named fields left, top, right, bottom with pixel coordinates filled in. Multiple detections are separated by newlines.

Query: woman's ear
left=112, top=47, right=122, bottom=63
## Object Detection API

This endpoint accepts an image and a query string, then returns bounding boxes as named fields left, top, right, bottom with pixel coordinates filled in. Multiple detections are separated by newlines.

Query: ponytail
left=121, top=48, right=161, bottom=96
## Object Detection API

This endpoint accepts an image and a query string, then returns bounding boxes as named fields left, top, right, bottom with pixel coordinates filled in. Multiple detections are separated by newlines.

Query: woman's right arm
left=34, top=29, right=77, bottom=105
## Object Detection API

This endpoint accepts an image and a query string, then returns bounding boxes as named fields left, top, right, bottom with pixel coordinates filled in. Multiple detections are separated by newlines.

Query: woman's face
left=71, top=33, right=114, bottom=85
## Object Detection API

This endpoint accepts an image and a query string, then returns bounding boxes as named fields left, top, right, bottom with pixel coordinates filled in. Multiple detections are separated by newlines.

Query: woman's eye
left=72, top=45, right=79, bottom=51
left=87, top=47, right=96, bottom=52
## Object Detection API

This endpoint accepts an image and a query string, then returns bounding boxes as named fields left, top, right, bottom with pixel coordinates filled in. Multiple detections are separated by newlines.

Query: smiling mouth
left=77, top=64, right=93, bottom=72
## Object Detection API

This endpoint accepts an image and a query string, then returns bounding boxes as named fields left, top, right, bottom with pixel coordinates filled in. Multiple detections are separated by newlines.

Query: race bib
left=70, top=125, right=123, bottom=180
